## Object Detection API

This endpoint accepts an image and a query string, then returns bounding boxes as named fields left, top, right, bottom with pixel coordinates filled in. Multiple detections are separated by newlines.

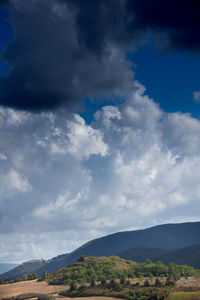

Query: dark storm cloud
left=0, top=0, right=200, bottom=111
left=127, top=0, right=200, bottom=51
left=0, top=0, right=133, bottom=111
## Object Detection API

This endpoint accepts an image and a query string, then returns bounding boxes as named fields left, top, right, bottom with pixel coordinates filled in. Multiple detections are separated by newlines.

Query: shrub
left=144, top=279, right=150, bottom=287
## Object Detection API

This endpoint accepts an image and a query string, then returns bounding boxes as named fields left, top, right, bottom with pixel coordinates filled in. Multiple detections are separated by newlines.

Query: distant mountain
left=117, top=247, right=169, bottom=262
left=1, top=221, right=200, bottom=280
left=43, top=221, right=200, bottom=271
left=0, top=259, right=47, bottom=280
left=0, top=263, right=18, bottom=275
left=155, top=244, right=200, bottom=268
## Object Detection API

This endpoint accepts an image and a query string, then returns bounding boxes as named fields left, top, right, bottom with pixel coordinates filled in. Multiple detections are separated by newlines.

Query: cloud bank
left=0, top=0, right=200, bottom=111
left=0, top=83, right=200, bottom=262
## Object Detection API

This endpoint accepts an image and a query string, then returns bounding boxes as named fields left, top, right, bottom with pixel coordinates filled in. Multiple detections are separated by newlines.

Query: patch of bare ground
left=0, top=279, right=69, bottom=299
left=176, top=277, right=200, bottom=292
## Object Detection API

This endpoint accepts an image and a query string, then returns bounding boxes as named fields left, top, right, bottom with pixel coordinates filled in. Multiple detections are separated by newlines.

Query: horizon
left=0, top=0, right=200, bottom=264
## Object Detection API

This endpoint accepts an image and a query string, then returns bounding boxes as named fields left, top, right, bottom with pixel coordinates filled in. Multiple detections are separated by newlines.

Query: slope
left=117, top=247, right=169, bottom=262
left=0, top=263, right=18, bottom=275
left=155, top=244, right=200, bottom=268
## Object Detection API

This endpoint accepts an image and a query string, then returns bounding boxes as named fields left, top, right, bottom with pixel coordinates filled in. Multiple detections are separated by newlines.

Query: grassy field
left=169, top=291, right=200, bottom=300
left=0, top=279, right=69, bottom=298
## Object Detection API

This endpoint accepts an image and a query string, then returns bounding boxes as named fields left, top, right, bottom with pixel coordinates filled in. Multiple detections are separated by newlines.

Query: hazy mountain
left=1, top=221, right=200, bottom=280
left=117, top=247, right=169, bottom=262
left=0, top=263, right=18, bottom=275
left=0, top=259, right=47, bottom=280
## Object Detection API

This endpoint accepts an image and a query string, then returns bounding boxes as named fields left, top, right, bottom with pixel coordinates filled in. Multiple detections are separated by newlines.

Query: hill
left=117, top=247, right=169, bottom=262
left=47, top=255, right=136, bottom=285
left=1, top=221, right=200, bottom=279
left=156, top=244, right=200, bottom=268
left=0, top=263, right=18, bottom=275
left=0, top=259, right=47, bottom=280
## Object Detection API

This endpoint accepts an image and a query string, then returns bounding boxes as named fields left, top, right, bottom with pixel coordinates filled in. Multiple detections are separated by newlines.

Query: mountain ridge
left=1, top=221, right=200, bottom=280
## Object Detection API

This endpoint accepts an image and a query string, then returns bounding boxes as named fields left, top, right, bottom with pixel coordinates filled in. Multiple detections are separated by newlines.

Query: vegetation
left=169, top=291, right=200, bottom=300
left=44, top=255, right=200, bottom=299
left=46, top=256, right=200, bottom=286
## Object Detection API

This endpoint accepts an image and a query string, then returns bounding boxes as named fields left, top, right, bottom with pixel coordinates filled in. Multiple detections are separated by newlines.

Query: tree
left=145, top=259, right=153, bottom=265
left=42, top=270, right=48, bottom=280
left=70, top=282, right=77, bottom=291
left=90, top=278, right=96, bottom=287
left=77, top=255, right=87, bottom=262
left=155, top=277, right=162, bottom=287
left=144, top=279, right=150, bottom=287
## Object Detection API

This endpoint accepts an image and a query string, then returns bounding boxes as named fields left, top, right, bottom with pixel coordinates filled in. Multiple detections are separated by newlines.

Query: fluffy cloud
left=1, top=83, right=200, bottom=262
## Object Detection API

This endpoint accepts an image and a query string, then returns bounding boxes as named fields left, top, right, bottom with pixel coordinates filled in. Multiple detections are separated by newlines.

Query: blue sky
left=132, top=43, right=200, bottom=117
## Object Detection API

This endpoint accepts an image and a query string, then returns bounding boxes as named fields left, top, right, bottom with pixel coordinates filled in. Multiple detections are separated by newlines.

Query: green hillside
left=47, top=255, right=200, bottom=285
left=47, top=256, right=200, bottom=300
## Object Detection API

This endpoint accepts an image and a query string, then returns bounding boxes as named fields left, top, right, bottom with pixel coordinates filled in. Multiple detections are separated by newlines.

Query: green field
left=169, top=291, right=200, bottom=300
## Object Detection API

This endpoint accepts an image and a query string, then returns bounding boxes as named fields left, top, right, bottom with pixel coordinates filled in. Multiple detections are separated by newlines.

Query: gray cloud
left=0, top=0, right=133, bottom=111
left=1, top=84, right=200, bottom=262
left=1, top=0, right=200, bottom=112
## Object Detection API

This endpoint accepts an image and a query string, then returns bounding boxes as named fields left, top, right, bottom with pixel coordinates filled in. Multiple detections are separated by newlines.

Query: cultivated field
left=54, top=297, right=124, bottom=300
left=169, top=291, right=200, bottom=300
left=0, top=279, right=69, bottom=299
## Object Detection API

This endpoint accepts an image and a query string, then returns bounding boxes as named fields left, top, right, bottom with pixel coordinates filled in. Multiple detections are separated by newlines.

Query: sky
left=0, top=0, right=200, bottom=264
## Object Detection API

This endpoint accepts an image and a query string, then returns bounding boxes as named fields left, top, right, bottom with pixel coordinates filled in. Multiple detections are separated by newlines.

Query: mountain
left=0, top=259, right=47, bottom=280
left=118, top=244, right=200, bottom=269
left=1, top=221, right=200, bottom=279
left=41, top=221, right=200, bottom=272
left=155, top=244, right=200, bottom=268
left=117, top=247, right=169, bottom=262
left=0, top=263, right=18, bottom=275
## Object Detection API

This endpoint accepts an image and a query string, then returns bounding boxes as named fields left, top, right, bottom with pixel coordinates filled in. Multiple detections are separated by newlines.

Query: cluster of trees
left=47, top=256, right=200, bottom=286
left=60, top=277, right=172, bottom=300
left=132, top=259, right=199, bottom=280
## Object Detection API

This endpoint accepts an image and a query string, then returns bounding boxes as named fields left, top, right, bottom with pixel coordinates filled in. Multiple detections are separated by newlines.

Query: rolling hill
left=1, top=221, right=200, bottom=280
